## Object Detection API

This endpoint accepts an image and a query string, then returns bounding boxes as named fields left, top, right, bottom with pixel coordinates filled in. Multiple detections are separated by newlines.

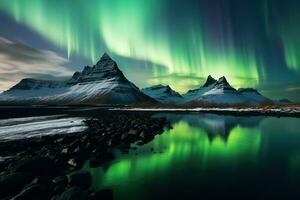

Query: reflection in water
left=80, top=114, right=300, bottom=199
left=81, top=113, right=267, bottom=199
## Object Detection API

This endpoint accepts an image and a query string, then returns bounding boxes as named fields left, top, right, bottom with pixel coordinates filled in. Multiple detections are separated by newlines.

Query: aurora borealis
left=0, top=0, right=300, bottom=100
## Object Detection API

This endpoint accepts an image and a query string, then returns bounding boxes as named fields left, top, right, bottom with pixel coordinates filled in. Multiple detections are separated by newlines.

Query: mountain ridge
left=0, top=54, right=277, bottom=106
left=145, top=75, right=273, bottom=105
left=0, top=53, right=155, bottom=105
left=141, top=84, right=183, bottom=104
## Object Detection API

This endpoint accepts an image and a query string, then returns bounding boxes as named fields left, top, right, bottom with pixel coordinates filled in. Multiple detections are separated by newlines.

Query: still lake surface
left=1, top=107, right=300, bottom=199
left=81, top=113, right=300, bottom=199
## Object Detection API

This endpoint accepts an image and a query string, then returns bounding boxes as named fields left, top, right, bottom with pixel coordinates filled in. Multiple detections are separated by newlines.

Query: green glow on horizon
left=81, top=121, right=261, bottom=194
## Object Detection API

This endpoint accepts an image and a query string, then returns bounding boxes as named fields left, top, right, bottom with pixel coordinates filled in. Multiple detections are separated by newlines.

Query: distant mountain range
left=142, top=75, right=272, bottom=105
left=0, top=53, right=278, bottom=106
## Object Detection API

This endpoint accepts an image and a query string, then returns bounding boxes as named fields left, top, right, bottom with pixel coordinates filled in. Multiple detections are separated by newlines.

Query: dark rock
left=203, top=75, right=217, bottom=87
left=89, top=157, right=105, bottom=168
left=51, top=195, right=60, bottom=200
left=53, top=182, right=67, bottom=195
left=139, top=131, right=154, bottom=143
left=11, top=184, right=52, bottom=200
left=121, top=133, right=136, bottom=142
left=128, top=129, right=138, bottom=136
left=13, top=156, right=59, bottom=176
left=89, top=189, right=113, bottom=200
left=0, top=112, right=169, bottom=200
left=67, top=156, right=84, bottom=169
left=31, top=176, right=52, bottom=184
left=52, top=176, right=68, bottom=185
left=68, top=172, right=91, bottom=190
left=0, top=172, right=33, bottom=198
left=57, top=186, right=88, bottom=200
left=89, top=152, right=115, bottom=168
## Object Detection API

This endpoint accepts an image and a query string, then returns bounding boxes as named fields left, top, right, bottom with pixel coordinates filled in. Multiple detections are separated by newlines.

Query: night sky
left=0, top=0, right=300, bottom=101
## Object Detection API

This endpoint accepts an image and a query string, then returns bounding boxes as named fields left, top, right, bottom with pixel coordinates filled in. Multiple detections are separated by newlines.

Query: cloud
left=0, top=37, right=73, bottom=91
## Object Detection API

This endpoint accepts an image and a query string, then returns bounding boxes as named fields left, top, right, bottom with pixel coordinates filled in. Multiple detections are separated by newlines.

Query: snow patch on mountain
left=142, top=84, right=183, bottom=104
left=183, top=76, right=272, bottom=105
left=0, top=53, right=154, bottom=105
left=238, top=88, right=271, bottom=104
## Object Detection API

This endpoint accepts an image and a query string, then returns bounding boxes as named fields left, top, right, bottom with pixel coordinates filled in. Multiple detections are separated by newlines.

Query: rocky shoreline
left=0, top=112, right=170, bottom=200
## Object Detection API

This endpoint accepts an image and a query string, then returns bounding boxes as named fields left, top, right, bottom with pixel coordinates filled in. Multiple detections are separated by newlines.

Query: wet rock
left=121, top=133, right=136, bottom=142
left=128, top=129, right=138, bottom=136
left=11, top=184, right=52, bottom=200
left=89, top=152, right=115, bottom=168
left=0, top=172, right=33, bottom=198
left=53, top=182, right=67, bottom=195
left=89, top=189, right=114, bottom=200
left=139, top=131, right=154, bottom=143
left=67, top=157, right=84, bottom=169
left=57, top=186, right=88, bottom=200
left=31, top=176, right=52, bottom=185
left=89, top=157, right=105, bottom=168
left=68, top=172, right=91, bottom=190
left=12, top=156, right=59, bottom=176
left=0, top=112, right=169, bottom=200
left=51, top=195, right=60, bottom=200
left=52, top=176, right=68, bottom=185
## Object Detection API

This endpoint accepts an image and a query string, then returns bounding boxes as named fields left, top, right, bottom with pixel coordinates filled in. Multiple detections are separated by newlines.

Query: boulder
left=57, top=187, right=88, bottom=200
left=11, top=184, right=52, bottom=200
left=0, top=172, right=33, bottom=198
left=89, top=189, right=113, bottom=200
left=13, top=156, right=59, bottom=176
left=68, top=172, right=91, bottom=190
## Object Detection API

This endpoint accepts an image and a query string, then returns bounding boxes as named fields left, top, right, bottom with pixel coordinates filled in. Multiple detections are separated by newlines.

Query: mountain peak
left=203, top=75, right=217, bottom=87
left=142, top=84, right=182, bottom=104
left=101, top=52, right=112, bottom=60
left=217, top=76, right=227, bottom=83
left=66, top=52, right=129, bottom=85
left=214, top=76, right=235, bottom=91
left=96, top=53, right=114, bottom=66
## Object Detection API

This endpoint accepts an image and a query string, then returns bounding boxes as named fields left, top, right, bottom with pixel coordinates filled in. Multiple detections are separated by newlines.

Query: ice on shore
left=0, top=115, right=86, bottom=141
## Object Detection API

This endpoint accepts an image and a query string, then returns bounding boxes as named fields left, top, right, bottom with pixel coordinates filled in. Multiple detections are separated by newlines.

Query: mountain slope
left=195, top=76, right=249, bottom=105
left=0, top=53, right=154, bottom=105
left=142, top=85, right=183, bottom=104
left=182, top=75, right=217, bottom=103
left=183, top=76, right=271, bottom=105
left=237, top=88, right=271, bottom=104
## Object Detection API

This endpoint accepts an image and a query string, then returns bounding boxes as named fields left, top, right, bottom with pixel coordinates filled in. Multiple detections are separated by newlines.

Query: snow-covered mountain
left=141, top=85, right=183, bottom=104
left=0, top=53, right=274, bottom=107
left=0, top=53, right=155, bottom=105
left=182, top=75, right=218, bottom=103
left=183, top=76, right=272, bottom=105
left=237, top=88, right=271, bottom=104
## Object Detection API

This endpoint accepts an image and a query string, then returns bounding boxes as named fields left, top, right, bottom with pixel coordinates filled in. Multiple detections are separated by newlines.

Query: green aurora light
left=81, top=120, right=261, bottom=196
left=0, top=0, right=300, bottom=93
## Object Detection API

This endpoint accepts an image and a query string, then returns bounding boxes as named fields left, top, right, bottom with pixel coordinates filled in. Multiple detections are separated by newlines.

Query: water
left=80, top=113, right=300, bottom=199
left=1, top=108, right=300, bottom=199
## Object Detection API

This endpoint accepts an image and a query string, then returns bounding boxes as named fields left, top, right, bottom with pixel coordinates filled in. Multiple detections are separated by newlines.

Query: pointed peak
left=218, top=76, right=227, bottom=82
left=214, top=76, right=236, bottom=91
left=96, top=53, right=114, bottom=65
left=216, top=76, right=231, bottom=85
left=203, top=75, right=217, bottom=87
left=102, top=52, right=112, bottom=59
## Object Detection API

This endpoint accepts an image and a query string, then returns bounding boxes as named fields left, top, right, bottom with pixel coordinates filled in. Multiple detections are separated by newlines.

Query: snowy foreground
left=110, top=107, right=300, bottom=117
left=0, top=115, right=86, bottom=141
